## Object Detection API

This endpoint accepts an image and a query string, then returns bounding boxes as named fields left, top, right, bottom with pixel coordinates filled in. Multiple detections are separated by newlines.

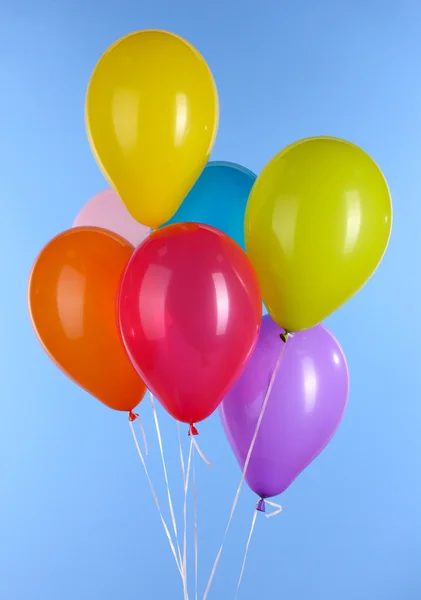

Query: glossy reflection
left=219, top=316, right=349, bottom=499
left=28, top=227, right=146, bottom=412
left=245, top=136, right=392, bottom=332
left=86, top=30, right=219, bottom=229
left=118, top=223, right=262, bottom=425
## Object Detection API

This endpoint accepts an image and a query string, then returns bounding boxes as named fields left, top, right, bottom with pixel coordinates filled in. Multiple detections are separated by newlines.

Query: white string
left=149, top=392, right=183, bottom=568
left=191, top=435, right=212, bottom=467
left=265, top=500, right=283, bottom=518
left=193, top=446, right=198, bottom=600
left=234, top=509, right=258, bottom=599
left=235, top=500, right=282, bottom=598
left=129, top=421, right=182, bottom=577
left=177, top=422, right=189, bottom=598
left=177, top=421, right=186, bottom=483
left=190, top=432, right=211, bottom=599
left=202, top=340, right=288, bottom=600
left=182, top=438, right=194, bottom=600
left=137, top=416, right=148, bottom=456
left=180, top=426, right=210, bottom=600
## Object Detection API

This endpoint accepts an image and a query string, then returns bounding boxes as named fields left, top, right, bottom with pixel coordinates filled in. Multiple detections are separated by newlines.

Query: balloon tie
left=280, top=330, right=291, bottom=343
left=234, top=501, right=283, bottom=598
left=128, top=411, right=148, bottom=455
left=256, top=498, right=266, bottom=512
left=202, top=338, right=288, bottom=600
left=188, top=423, right=199, bottom=436
left=129, top=420, right=182, bottom=577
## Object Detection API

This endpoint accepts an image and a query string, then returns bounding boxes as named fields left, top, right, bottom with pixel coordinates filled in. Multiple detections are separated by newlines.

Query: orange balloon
left=28, top=227, right=146, bottom=412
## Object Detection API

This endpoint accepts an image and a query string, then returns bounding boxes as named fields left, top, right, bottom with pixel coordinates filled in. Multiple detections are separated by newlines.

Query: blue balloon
left=163, top=161, right=256, bottom=250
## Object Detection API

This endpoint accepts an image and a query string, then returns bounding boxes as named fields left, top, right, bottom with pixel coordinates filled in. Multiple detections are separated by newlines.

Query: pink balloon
left=73, top=189, right=150, bottom=246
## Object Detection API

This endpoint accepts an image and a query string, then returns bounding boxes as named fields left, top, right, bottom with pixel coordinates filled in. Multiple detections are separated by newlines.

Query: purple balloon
left=219, top=316, right=349, bottom=499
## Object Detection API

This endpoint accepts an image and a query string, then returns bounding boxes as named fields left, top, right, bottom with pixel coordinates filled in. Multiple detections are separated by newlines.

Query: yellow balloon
left=245, top=137, right=392, bottom=332
left=85, top=30, right=219, bottom=229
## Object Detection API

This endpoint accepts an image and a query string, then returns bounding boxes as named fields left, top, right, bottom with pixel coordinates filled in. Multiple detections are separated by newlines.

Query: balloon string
left=193, top=446, right=199, bottom=600
left=188, top=433, right=211, bottom=599
left=265, top=500, right=283, bottom=518
left=149, top=392, right=183, bottom=568
left=234, top=509, right=258, bottom=599
left=178, top=423, right=207, bottom=600
left=177, top=421, right=186, bottom=483
left=202, top=339, right=288, bottom=600
left=177, top=422, right=188, bottom=598
left=129, top=421, right=182, bottom=577
left=191, top=435, right=212, bottom=467
left=182, top=437, right=194, bottom=600
left=235, top=500, right=282, bottom=599
left=137, top=416, right=148, bottom=456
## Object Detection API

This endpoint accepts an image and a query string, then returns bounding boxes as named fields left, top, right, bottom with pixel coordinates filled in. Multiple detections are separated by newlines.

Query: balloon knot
left=280, top=331, right=290, bottom=343
left=256, top=498, right=266, bottom=513
left=128, top=411, right=139, bottom=422
left=188, top=423, right=199, bottom=436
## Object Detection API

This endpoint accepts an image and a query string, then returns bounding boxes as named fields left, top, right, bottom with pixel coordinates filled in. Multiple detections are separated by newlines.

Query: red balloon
left=118, top=223, right=262, bottom=427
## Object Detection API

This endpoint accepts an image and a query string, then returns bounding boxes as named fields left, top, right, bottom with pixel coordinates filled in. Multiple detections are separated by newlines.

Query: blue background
left=1, top=1, right=420, bottom=599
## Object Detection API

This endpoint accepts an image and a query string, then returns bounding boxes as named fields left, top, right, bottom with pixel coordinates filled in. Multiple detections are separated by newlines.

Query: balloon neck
left=128, top=410, right=139, bottom=422
left=188, top=423, right=199, bottom=436
left=256, top=498, right=266, bottom=513
left=280, top=331, right=290, bottom=343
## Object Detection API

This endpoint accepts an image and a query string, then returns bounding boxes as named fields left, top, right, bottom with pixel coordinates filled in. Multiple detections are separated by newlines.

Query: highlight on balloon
left=28, top=29, right=392, bottom=600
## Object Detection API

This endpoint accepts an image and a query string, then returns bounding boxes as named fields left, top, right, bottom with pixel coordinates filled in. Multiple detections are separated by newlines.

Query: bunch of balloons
left=28, top=30, right=392, bottom=513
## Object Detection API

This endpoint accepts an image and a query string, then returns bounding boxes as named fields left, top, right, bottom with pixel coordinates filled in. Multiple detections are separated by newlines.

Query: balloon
left=86, top=30, right=219, bottom=229
left=118, top=223, right=262, bottom=426
left=28, top=227, right=146, bottom=412
left=219, top=315, right=349, bottom=499
left=245, top=136, right=392, bottom=332
left=73, top=189, right=150, bottom=246
left=163, top=161, right=256, bottom=249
